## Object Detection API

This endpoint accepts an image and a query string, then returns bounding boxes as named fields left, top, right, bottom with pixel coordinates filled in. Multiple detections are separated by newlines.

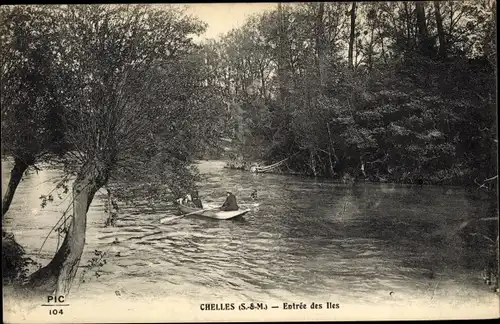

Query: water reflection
left=1, top=160, right=496, bottom=304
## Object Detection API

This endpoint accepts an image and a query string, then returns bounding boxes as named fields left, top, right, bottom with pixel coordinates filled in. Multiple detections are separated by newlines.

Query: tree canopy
left=208, top=1, right=497, bottom=186
left=2, top=4, right=229, bottom=296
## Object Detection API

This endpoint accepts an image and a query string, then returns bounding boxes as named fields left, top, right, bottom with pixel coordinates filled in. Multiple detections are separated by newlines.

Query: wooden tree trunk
left=360, top=158, right=366, bottom=178
left=310, top=150, right=317, bottom=177
left=260, top=68, right=267, bottom=100
left=379, top=31, right=387, bottom=64
left=315, top=2, right=326, bottom=87
left=348, top=2, right=357, bottom=69
left=433, top=1, right=446, bottom=59
left=2, top=157, right=31, bottom=220
left=277, top=3, right=289, bottom=105
left=485, top=0, right=497, bottom=70
left=415, top=2, right=428, bottom=37
left=403, top=2, right=412, bottom=51
left=415, top=2, right=429, bottom=56
left=26, top=161, right=107, bottom=297
left=368, top=27, right=375, bottom=71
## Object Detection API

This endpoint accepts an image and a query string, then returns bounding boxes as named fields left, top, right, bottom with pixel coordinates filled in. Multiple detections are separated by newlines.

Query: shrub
left=2, top=231, right=39, bottom=285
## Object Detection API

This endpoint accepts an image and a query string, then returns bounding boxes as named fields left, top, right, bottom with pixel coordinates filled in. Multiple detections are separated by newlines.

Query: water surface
left=2, top=160, right=498, bottom=320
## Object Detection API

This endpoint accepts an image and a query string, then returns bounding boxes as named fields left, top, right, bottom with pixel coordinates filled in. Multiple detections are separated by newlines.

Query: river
left=2, top=160, right=499, bottom=322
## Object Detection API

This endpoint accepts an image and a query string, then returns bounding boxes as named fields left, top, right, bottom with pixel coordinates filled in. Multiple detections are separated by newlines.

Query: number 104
left=49, top=309, right=63, bottom=315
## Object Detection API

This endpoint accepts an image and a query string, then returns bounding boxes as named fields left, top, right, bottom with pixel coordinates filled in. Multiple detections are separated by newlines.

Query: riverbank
left=223, top=159, right=499, bottom=189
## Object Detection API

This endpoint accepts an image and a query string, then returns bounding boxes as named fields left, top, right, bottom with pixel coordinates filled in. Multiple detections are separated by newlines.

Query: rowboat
left=177, top=204, right=250, bottom=220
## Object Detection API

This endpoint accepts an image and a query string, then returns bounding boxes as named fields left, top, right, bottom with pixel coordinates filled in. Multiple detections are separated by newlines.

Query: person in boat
left=220, top=191, right=239, bottom=211
left=178, top=191, right=204, bottom=209
left=190, top=190, right=203, bottom=209
left=179, top=193, right=194, bottom=207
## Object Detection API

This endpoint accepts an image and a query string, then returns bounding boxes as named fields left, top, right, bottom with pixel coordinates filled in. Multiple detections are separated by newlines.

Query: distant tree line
left=204, top=1, right=497, bottom=186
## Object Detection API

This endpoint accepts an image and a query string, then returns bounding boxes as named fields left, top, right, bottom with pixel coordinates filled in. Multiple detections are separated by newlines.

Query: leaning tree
left=0, top=6, right=70, bottom=219
left=23, top=4, right=227, bottom=296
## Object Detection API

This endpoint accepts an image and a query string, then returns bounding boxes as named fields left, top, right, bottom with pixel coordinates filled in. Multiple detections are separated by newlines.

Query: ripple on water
left=2, top=160, right=496, bottom=311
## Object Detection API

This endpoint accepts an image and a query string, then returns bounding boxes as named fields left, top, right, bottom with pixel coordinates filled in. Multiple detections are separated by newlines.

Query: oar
left=159, top=206, right=219, bottom=224
left=183, top=207, right=219, bottom=216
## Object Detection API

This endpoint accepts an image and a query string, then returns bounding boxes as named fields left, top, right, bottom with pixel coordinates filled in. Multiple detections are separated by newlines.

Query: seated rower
left=180, top=193, right=196, bottom=208
left=191, top=190, right=203, bottom=209
left=178, top=191, right=204, bottom=209
left=220, top=191, right=239, bottom=211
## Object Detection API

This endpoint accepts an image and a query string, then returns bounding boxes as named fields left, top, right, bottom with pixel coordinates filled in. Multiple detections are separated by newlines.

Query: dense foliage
left=207, top=1, right=497, bottom=186
left=1, top=4, right=229, bottom=295
left=0, top=6, right=71, bottom=217
left=2, top=231, right=39, bottom=285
